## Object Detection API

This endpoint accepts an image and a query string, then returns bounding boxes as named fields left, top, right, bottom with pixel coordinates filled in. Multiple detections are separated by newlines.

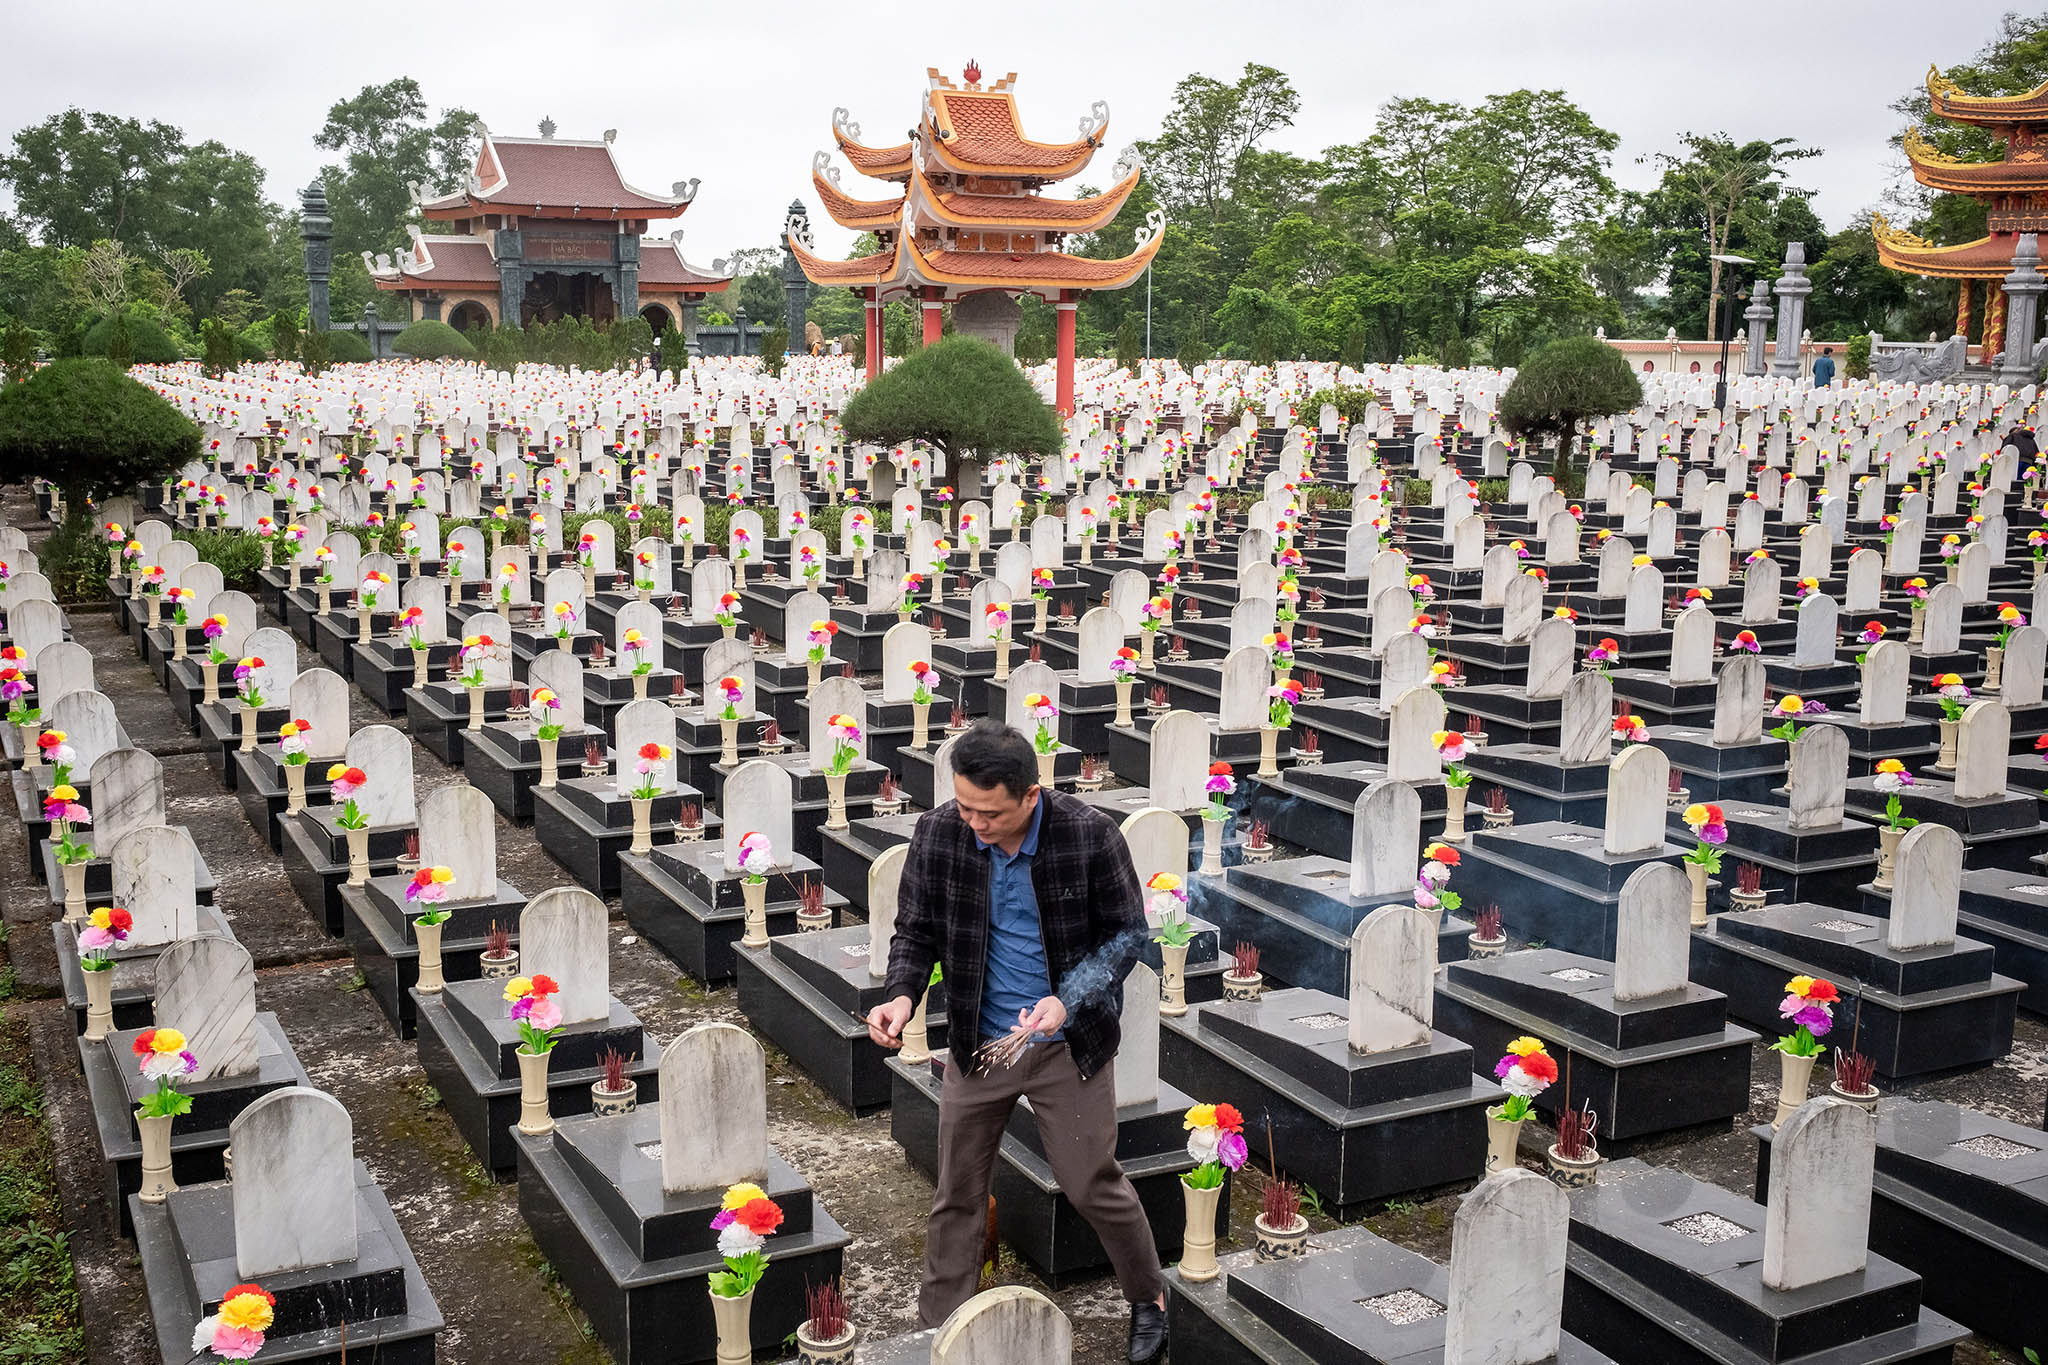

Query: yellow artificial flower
left=1682, top=803, right=1710, bottom=826
left=503, top=976, right=533, bottom=1002
left=1183, top=1102, right=1218, bottom=1130
left=217, top=1291, right=274, bottom=1333
left=1786, top=975, right=1816, bottom=996
left=326, top=763, right=349, bottom=780
left=150, top=1028, right=187, bottom=1053
left=49, top=784, right=78, bottom=802
left=1505, top=1036, right=1545, bottom=1057
left=1875, top=759, right=1906, bottom=775
left=721, top=1182, right=768, bottom=1210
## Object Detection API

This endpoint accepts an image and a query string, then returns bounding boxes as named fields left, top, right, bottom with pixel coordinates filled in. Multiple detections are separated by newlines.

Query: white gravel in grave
left=1664, top=1211, right=1753, bottom=1244
left=1357, top=1288, right=1445, bottom=1324
left=1951, top=1134, right=2038, bottom=1160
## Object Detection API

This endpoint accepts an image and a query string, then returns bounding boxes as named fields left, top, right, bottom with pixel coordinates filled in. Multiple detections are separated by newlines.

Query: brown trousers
left=918, top=1041, right=1165, bottom=1327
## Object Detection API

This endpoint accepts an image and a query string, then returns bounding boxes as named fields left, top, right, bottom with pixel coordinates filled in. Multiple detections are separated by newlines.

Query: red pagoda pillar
left=921, top=287, right=943, bottom=347
left=863, top=289, right=880, bottom=380
left=1055, top=290, right=1078, bottom=416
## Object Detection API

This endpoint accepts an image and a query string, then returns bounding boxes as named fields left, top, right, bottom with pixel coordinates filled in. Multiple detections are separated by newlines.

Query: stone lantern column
left=1996, top=233, right=2046, bottom=387
left=1769, top=243, right=1812, bottom=379
left=1742, top=280, right=1773, bottom=376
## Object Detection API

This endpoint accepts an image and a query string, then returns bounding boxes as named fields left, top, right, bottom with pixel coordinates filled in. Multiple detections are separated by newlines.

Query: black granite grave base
left=1460, top=822, right=1683, bottom=958
left=352, top=640, right=460, bottom=713
left=1237, top=761, right=1452, bottom=860
left=1957, top=867, right=2048, bottom=1014
left=516, top=1113, right=849, bottom=1365
left=341, top=876, right=529, bottom=1038
left=1432, top=948, right=1757, bottom=1141
left=133, top=1165, right=444, bottom=1365
left=816, top=812, right=921, bottom=908
left=34, top=836, right=218, bottom=911
left=413, top=978, right=660, bottom=1177
left=1609, top=670, right=1719, bottom=728
left=1755, top=1099, right=2048, bottom=1357
left=279, top=812, right=413, bottom=936
left=888, top=1056, right=1209, bottom=1286
left=1560, top=1158, right=1968, bottom=1365
left=80, top=1013, right=309, bottom=1238
left=1191, top=856, right=1470, bottom=995
left=193, top=699, right=294, bottom=789
left=403, top=682, right=519, bottom=765
left=617, top=842, right=836, bottom=984
left=1689, top=905, right=2022, bottom=1082
left=1843, top=775, right=2048, bottom=872
left=1168, top=1222, right=1620, bottom=1365
left=530, top=779, right=694, bottom=896
left=733, top=931, right=952, bottom=1114
left=230, top=749, right=333, bottom=851
left=1665, top=800, right=1880, bottom=914
left=1460, top=742, right=1611, bottom=827
left=1159, top=989, right=1497, bottom=1215
left=1653, top=726, right=1792, bottom=803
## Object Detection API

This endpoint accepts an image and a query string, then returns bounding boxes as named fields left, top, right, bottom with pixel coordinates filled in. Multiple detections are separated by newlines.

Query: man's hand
left=1018, top=995, right=1068, bottom=1036
left=867, top=995, right=915, bottom=1049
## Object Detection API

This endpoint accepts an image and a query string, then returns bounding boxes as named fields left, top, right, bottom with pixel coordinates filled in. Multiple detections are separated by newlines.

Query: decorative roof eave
left=787, top=235, right=907, bottom=290
left=1871, top=212, right=2014, bottom=281
left=831, top=107, right=913, bottom=182
left=639, top=234, right=736, bottom=294
left=811, top=155, right=907, bottom=231
left=900, top=207, right=1165, bottom=293
left=1901, top=128, right=2048, bottom=194
left=1926, top=62, right=2048, bottom=125
left=411, top=123, right=698, bottom=218
left=362, top=227, right=498, bottom=289
left=909, top=152, right=1142, bottom=232
left=921, top=87, right=1105, bottom=179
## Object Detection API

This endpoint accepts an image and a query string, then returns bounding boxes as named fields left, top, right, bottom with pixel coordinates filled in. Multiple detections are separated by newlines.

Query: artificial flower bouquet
left=45, top=786, right=92, bottom=865
left=1490, top=1036, right=1557, bottom=1122
left=1681, top=802, right=1726, bottom=873
left=707, top=1182, right=785, bottom=1298
left=1772, top=975, right=1837, bottom=1057
left=1203, top=762, right=1235, bottom=820
left=1872, top=758, right=1916, bottom=830
left=1023, top=695, right=1060, bottom=755
left=1435, top=729, right=1472, bottom=786
left=191, top=1282, right=274, bottom=1361
left=328, top=765, right=369, bottom=829
left=823, top=714, right=862, bottom=775
left=630, top=742, right=672, bottom=800
left=506, top=974, right=564, bottom=1052
left=1182, top=1101, right=1248, bottom=1190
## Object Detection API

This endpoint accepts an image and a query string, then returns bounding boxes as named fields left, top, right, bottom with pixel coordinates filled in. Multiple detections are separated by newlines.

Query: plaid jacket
left=884, top=789, right=1147, bottom=1080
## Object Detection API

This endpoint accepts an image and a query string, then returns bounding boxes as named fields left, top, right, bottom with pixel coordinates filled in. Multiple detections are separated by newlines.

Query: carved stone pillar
left=1769, top=243, right=1812, bottom=379
left=1997, top=234, right=2044, bottom=386
left=1742, top=280, right=1772, bottom=377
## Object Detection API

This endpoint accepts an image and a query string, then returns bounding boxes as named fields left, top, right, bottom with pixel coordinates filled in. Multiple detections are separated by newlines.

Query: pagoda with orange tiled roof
left=791, top=61, right=1164, bottom=413
left=1874, top=63, right=2048, bottom=360
left=366, top=118, right=731, bottom=339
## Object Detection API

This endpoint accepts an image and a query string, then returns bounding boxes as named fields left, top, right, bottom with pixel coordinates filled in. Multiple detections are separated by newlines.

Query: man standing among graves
left=868, top=721, right=1167, bottom=1361
left=1811, top=347, right=1836, bottom=388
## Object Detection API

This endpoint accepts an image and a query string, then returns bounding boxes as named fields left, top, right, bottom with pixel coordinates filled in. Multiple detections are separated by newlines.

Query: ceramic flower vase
left=740, top=878, right=769, bottom=947
left=317, top=583, right=332, bottom=614
left=344, top=826, right=370, bottom=887
left=1687, top=861, right=1709, bottom=927
left=1253, top=1212, right=1310, bottom=1263
left=18, top=723, right=38, bottom=767
left=137, top=1111, right=178, bottom=1203
left=56, top=859, right=88, bottom=922
left=912, top=702, right=930, bottom=749
left=824, top=771, right=850, bottom=830
left=1485, top=1110, right=1523, bottom=1173
left=631, top=673, right=648, bottom=702
left=146, top=596, right=161, bottom=629
left=532, top=735, right=560, bottom=791
left=899, top=989, right=932, bottom=1064
left=1775, top=1050, right=1817, bottom=1125
left=1179, top=1179, right=1223, bottom=1282
left=466, top=685, right=486, bottom=732
left=108, top=546, right=123, bottom=580
left=1935, top=718, right=1959, bottom=771
left=201, top=663, right=220, bottom=705
left=1034, top=598, right=1049, bottom=633
left=283, top=763, right=307, bottom=813
left=1986, top=646, right=2005, bottom=692
left=582, top=562, right=597, bottom=596
left=1909, top=603, right=1925, bottom=644
left=357, top=606, right=373, bottom=645
left=412, top=650, right=430, bottom=689
left=557, top=632, right=573, bottom=653
left=1201, top=814, right=1225, bottom=876
left=711, top=1286, right=755, bottom=1365
left=1875, top=825, right=1902, bottom=889
left=1159, top=941, right=1189, bottom=1017
left=630, top=797, right=653, bottom=855
left=795, top=1320, right=857, bottom=1364
left=1114, top=679, right=1135, bottom=727
left=1257, top=724, right=1280, bottom=777
left=82, top=965, right=115, bottom=1041
left=720, top=717, right=739, bottom=766
left=172, top=628, right=187, bottom=661
left=1140, top=629, right=1158, bottom=670
left=1443, top=787, right=1469, bottom=842
left=517, top=1047, right=555, bottom=1135
left=415, top=920, right=446, bottom=993
left=1035, top=751, right=1056, bottom=789
left=239, top=703, right=259, bottom=753
left=994, top=638, right=1012, bottom=682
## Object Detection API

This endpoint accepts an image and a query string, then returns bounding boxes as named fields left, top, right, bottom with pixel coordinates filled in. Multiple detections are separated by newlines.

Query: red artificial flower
left=1208, top=762, right=1232, bottom=776
left=223, top=1283, right=276, bottom=1309
left=1802, top=979, right=1840, bottom=1004
left=1597, top=638, right=1618, bottom=652
left=528, top=974, right=560, bottom=996
left=1213, top=1102, right=1244, bottom=1132
left=1703, top=804, right=1724, bottom=823
left=638, top=741, right=663, bottom=761
left=133, top=1029, right=159, bottom=1057
left=820, top=621, right=839, bottom=635
left=734, top=1196, right=784, bottom=1235
left=106, top=907, right=132, bottom=933
left=341, top=767, right=367, bottom=785
left=1518, top=1050, right=1560, bottom=1085
left=2036, top=735, right=2048, bottom=752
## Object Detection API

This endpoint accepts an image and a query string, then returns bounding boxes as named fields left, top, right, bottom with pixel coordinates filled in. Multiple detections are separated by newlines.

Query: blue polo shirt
left=976, top=797, right=1060, bottom=1042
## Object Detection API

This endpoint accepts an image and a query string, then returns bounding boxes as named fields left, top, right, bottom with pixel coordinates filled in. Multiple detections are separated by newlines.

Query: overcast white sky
left=3, top=0, right=2033, bottom=259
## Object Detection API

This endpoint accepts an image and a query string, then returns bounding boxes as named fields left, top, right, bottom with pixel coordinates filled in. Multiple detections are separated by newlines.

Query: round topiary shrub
left=82, top=311, right=183, bottom=364
left=391, top=319, right=476, bottom=360
left=1498, top=335, right=1645, bottom=482
left=325, top=329, right=373, bottom=362
left=0, top=358, right=200, bottom=504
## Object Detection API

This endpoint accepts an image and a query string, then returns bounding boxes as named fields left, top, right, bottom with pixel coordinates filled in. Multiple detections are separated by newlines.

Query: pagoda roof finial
left=964, top=58, right=982, bottom=87
left=539, top=115, right=557, bottom=140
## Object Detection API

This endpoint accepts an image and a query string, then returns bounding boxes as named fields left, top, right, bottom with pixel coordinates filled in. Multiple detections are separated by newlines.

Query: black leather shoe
left=1128, top=1300, right=1168, bottom=1363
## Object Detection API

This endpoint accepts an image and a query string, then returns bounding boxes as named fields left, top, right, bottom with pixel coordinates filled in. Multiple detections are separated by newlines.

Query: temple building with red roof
left=1874, top=64, right=2048, bottom=360
left=790, top=63, right=1164, bottom=413
left=365, top=118, right=731, bottom=344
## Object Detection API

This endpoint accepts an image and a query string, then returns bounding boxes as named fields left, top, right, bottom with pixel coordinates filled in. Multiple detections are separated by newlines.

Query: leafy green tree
left=1141, top=64, right=1302, bottom=224
left=1642, top=133, right=1819, bottom=338
left=300, top=328, right=330, bottom=376
left=3, top=326, right=35, bottom=384
left=0, top=358, right=200, bottom=508
left=1498, top=336, right=1644, bottom=482
left=0, top=110, right=184, bottom=247
left=391, top=318, right=475, bottom=359
left=200, top=317, right=235, bottom=376
left=759, top=325, right=789, bottom=378
left=104, top=311, right=132, bottom=367
left=608, top=316, right=654, bottom=371
left=656, top=320, right=685, bottom=375
left=1340, top=321, right=1367, bottom=368
left=1844, top=334, right=1872, bottom=379
left=313, top=80, right=477, bottom=318
left=271, top=309, right=299, bottom=364
left=839, top=337, right=1061, bottom=463
left=326, top=329, right=372, bottom=363
left=1176, top=319, right=1209, bottom=371
left=1114, top=316, right=1141, bottom=369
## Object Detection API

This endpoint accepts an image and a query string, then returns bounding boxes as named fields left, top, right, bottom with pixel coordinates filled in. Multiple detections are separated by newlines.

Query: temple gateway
left=789, top=62, right=1165, bottom=413
left=364, top=119, right=732, bottom=341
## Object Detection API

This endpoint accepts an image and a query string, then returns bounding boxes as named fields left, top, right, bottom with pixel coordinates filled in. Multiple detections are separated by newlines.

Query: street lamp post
left=1709, top=253, right=1755, bottom=415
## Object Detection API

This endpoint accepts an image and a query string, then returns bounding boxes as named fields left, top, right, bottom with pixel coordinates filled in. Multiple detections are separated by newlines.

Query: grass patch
left=0, top=992, right=84, bottom=1359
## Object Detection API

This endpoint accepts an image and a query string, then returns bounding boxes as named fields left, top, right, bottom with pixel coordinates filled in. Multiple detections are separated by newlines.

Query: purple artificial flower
left=1217, top=1131, right=1249, bottom=1171
left=509, top=996, right=534, bottom=1021
left=710, top=1209, right=736, bottom=1230
left=1801, top=699, right=1829, bottom=715
left=1701, top=823, right=1727, bottom=845
left=1793, top=1004, right=1833, bottom=1036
